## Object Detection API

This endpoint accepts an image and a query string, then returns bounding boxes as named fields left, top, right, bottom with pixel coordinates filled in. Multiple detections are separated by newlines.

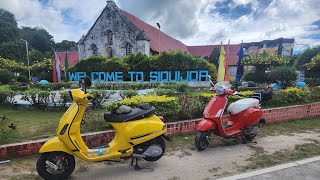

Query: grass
left=258, top=118, right=320, bottom=137
left=244, top=140, right=320, bottom=170
left=0, top=105, right=110, bottom=145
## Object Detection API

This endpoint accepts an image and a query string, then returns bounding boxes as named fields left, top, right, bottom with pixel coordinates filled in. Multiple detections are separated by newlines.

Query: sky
left=1, top=0, right=319, bottom=51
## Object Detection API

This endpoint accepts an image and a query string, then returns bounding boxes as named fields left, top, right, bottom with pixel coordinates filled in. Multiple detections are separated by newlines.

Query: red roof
left=56, top=51, right=79, bottom=67
left=123, top=11, right=190, bottom=53
left=187, top=44, right=241, bottom=66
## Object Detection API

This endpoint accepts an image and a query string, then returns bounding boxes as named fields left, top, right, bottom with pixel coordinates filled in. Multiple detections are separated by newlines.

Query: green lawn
left=0, top=105, right=110, bottom=145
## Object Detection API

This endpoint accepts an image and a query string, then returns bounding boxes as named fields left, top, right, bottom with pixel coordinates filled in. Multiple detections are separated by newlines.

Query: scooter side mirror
left=207, top=75, right=215, bottom=87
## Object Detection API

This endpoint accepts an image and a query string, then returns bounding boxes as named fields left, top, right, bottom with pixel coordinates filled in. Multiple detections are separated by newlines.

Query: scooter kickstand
left=131, top=158, right=154, bottom=172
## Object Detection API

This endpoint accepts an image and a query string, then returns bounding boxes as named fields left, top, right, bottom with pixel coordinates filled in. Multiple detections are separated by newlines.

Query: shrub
left=119, top=90, right=138, bottom=99
left=244, top=71, right=268, bottom=84
left=268, top=87, right=311, bottom=107
left=17, top=75, right=29, bottom=83
left=95, top=82, right=161, bottom=90
left=267, top=67, right=297, bottom=88
left=152, top=88, right=176, bottom=96
left=0, top=69, right=15, bottom=84
left=104, top=95, right=180, bottom=121
left=21, top=89, right=51, bottom=109
left=0, top=85, right=16, bottom=104
left=89, top=90, right=114, bottom=109
left=30, top=59, right=53, bottom=81
left=178, top=95, right=204, bottom=120
left=162, top=82, right=189, bottom=92
left=50, top=92, right=72, bottom=108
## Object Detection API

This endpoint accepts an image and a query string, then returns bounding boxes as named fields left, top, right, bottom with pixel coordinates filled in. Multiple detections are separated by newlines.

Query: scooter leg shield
left=39, top=137, right=73, bottom=155
left=197, top=119, right=217, bottom=131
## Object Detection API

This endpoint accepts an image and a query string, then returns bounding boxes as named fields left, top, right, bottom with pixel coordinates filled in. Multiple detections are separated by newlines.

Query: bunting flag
left=54, top=52, right=61, bottom=83
left=216, top=42, right=230, bottom=82
left=64, top=51, right=69, bottom=80
left=216, top=42, right=226, bottom=82
left=224, top=40, right=231, bottom=82
left=236, top=42, right=244, bottom=83
left=53, top=52, right=57, bottom=83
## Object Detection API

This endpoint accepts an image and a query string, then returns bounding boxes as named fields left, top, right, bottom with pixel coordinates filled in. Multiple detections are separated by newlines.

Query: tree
left=209, top=47, right=220, bottom=66
left=55, top=40, right=78, bottom=51
left=20, top=27, right=55, bottom=53
left=296, top=45, right=320, bottom=69
left=267, top=67, right=297, bottom=88
left=0, top=9, right=19, bottom=44
left=0, top=41, right=26, bottom=61
left=243, top=52, right=290, bottom=71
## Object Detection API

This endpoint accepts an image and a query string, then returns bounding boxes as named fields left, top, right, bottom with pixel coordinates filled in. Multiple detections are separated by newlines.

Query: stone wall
left=1, top=102, right=320, bottom=160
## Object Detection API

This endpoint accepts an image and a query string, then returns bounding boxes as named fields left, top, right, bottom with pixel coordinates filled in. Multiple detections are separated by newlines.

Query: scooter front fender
left=197, top=119, right=217, bottom=131
left=39, top=137, right=73, bottom=155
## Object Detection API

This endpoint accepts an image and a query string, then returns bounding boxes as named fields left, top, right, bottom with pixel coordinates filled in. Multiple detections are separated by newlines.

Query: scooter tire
left=143, top=137, right=165, bottom=162
left=36, top=151, right=75, bottom=180
left=195, top=131, right=209, bottom=151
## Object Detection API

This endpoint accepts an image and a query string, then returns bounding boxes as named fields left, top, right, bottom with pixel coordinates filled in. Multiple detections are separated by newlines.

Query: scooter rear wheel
left=143, top=137, right=165, bottom=162
left=36, top=151, right=75, bottom=180
left=195, top=131, right=210, bottom=151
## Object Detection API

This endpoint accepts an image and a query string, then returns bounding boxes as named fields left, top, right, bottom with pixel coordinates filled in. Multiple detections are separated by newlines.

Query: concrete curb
left=217, top=156, right=320, bottom=180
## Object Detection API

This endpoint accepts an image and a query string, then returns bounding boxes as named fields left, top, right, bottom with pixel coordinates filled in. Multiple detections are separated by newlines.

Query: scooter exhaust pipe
left=132, top=153, right=146, bottom=158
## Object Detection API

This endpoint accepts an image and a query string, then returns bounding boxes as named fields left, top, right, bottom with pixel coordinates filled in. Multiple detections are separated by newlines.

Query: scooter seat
left=104, top=106, right=156, bottom=123
left=227, top=98, right=259, bottom=115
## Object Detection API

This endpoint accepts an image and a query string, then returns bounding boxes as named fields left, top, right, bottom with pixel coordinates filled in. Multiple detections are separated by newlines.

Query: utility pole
left=20, top=38, right=31, bottom=81
left=157, top=23, right=161, bottom=54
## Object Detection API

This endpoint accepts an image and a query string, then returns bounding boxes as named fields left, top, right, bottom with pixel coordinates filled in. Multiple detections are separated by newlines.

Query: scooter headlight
left=215, top=85, right=226, bottom=95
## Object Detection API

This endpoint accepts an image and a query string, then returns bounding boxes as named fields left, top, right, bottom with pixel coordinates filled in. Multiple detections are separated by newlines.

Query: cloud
left=116, top=0, right=201, bottom=39
left=0, top=0, right=319, bottom=50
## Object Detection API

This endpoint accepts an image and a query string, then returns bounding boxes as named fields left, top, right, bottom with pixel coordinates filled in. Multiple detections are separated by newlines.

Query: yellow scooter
left=36, top=77, right=171, bottom=179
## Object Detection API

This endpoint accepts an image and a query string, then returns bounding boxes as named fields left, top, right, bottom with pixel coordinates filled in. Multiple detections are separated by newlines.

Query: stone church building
left=78, top=0, right=190, bottom=59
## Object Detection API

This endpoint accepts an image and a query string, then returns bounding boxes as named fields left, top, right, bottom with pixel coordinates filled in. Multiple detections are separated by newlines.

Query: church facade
left=78, top=0, right=151, bottom=59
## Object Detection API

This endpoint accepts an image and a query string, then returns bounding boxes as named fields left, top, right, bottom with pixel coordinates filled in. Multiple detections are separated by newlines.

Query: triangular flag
left=217, top=42, right=226, bottom=82
left=236, top=42, right=244, bottom=83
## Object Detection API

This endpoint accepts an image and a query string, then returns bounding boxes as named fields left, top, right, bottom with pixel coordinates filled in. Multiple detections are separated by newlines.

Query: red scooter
left=195, top=78, right=266, bottom=151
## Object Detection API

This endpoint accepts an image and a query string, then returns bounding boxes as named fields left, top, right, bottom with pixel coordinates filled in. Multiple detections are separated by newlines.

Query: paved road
left=219, top=157, right=320, bottom=180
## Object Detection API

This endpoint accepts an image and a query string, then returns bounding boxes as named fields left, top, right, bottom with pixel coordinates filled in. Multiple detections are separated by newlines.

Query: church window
left=106, top=47, right=113, bottom=58
left=90, top=43, right=98, bottom=56
left=125, top=42, right=132, bottom=56
left=107, top=31, right=113, bottom=45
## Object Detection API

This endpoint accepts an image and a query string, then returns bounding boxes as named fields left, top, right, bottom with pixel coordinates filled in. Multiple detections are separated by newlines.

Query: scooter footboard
left=39, top=137, right=73, bottom=155
left=197, top=119, right=217, bottom=131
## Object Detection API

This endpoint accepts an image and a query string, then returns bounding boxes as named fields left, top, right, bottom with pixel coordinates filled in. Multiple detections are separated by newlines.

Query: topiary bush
left=0, top=69, right=15, bottom=84
left=0, top=85, right=16, bottom=104
left=21, top=89, right=51, bottom=109
left=104, top=95, right=180, bottom=121
left=89, top=90, right=114, bottom=109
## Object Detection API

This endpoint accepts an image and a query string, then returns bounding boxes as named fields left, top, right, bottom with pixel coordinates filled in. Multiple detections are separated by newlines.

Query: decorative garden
left=1, top=46, right=320, bottom=146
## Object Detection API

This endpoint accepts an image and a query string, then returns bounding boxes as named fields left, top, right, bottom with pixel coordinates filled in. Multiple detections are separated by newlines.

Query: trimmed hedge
left=104, top=95, right=180, bottom=121
left=270, top=87, right=311, bottom=107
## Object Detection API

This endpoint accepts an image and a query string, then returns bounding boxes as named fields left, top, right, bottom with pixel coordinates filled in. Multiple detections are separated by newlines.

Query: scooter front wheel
left=36, top=151, right=75, bottom=180
left=195, top=131, right=210, bottom=151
